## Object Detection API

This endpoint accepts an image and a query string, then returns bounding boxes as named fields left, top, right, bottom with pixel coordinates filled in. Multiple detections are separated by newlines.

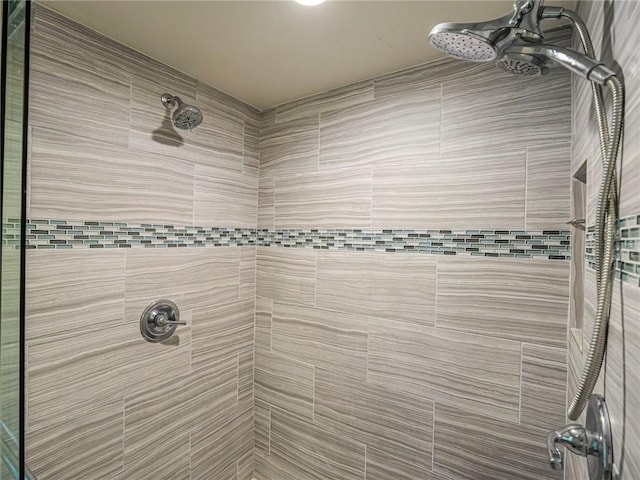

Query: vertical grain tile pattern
left=276, top=80, right=374, bottom=124
left=25, top=249, right=125, bottom=339
left=194, top=164, right=258, bottom=228
left=365, top=445, right=448, bottom=480
left=520, top=344, right=567, bottom=431
left=124, top=248, right=240, bottom=322
left=315, top=368, right=434, bottom=470
left=441, top=61, right=571, bottom=156
left=433, top=404, right=563, bottom=480
left=191, top=299, right=254, bottom=370
left=526, top=143, right=572, bottom=231
left=368, top=321, right=521, bottom=423
left=316, top=250, right=436, bottom=325
left=30, top=7, right=130, bottom=146
left=271, top=303, right=368, bottom=380
left=254, top=349, right=314, bottom=421
left=256, top=247, right=316, bottom=306
left=372, top=151, right=526, bottom=229
left=319, top=87, right=440, bottom=169
left=26, top=400, right=124, bottom=480
left=269, top=408, right=366, bottom=480
left=260, top=116, right=319, bottom=176
left=30, top=128, right=194, bottom=224
left=275, top=167, right=372, bottom=229
left=436, top=257, right=569, bottom=348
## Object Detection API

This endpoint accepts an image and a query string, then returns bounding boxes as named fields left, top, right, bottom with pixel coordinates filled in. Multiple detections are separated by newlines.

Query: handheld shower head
left=161, top=93, right=203, bottom=130
left=427, top=0, right=546, bottom=62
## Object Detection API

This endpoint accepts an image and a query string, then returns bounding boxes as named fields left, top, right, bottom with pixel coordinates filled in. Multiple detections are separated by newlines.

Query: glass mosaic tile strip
left=586, top=214, right=640, bottom=287
left=17, top=218, right=572, bottom=260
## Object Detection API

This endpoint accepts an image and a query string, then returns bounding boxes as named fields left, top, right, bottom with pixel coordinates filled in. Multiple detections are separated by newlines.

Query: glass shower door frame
left=0, top=0, right=30, bottom=478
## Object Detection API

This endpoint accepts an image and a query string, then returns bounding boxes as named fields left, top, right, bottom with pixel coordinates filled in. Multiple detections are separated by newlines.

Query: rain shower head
left=161, top=93, right=203, bottom=130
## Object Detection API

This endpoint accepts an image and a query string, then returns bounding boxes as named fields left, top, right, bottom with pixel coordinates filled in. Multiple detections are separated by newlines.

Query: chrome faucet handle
left=152, top=313, right=186, bottom=327
left=547, top=424, right=588, bottom=470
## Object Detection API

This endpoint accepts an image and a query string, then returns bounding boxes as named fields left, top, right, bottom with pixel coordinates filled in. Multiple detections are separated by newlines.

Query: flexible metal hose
left=562, top=9, right=625, bottom=420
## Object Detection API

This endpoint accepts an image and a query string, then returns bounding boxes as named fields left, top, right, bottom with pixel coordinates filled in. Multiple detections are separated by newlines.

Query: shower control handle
left=140, top=300, right=185, bottom=343
left=151, top=312, right=186, bottom=327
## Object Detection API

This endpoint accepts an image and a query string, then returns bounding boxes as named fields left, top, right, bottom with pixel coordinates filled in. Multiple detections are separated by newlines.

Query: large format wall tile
left=271, top=303, right=368, bottom=380
left=194, top=164, right=258, bottom=227
left=372, top=151, right=526, bottom=229
left=520, top=344, right=567, bottom=431
left=276, top=80, right=373, bottom=124
left=315, top=368, right=434, bottom=471
left=274, top=167, right=372, bottom=229
left=316, top=250, right=436, bottom=325
left=254, top=349, right=314, bottom=421
left=368, top=320, right=521, bottom=423
left=436, top=257, right=569, bottom=348
left=124, top=248, right=240, bottom=323
left=191, top=299, right=254, bottom=370
left=27, top=320, right=191, bottom=433
left=260, top=116, right=319, bottom=176
left=30, top=7, right=130, bottom=147
left=433, top=404, right=563, bottom=480
left=526, top=143, right=572, bottom=231
left=365, top=446, right=448, bottom=480
left=441, top=61, right=571, bottom=156
left=26, top=399, right=124, bottom=480
left=123, top=357, right=238, bottom=478
left=25, top=249, right=125, bottom=339
left=319, top=87, right=440, bottom=169
left=269, top=408, right=366, bottom=480
left=256, top=247, right=316, bottom=306
left=30, top=128, right=194, bottom=224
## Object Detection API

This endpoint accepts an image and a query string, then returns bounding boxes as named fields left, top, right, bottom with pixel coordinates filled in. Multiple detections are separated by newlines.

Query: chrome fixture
left=567, top=218, right=586, bottom=231
left=547, top=395, right=613, bottom=479
left=139, top=299, right=186, bottom=343
left=161, top=93, right=203, bottom=130
left=428, top=0, right=624, bottom=471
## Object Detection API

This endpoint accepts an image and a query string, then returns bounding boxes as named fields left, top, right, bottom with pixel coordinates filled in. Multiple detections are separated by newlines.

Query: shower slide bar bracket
left=547, top=394, right=613, bottom=480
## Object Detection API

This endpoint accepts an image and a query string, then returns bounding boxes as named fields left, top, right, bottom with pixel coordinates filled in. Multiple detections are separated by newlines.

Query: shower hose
left=562, top=9, right=625, bottom=421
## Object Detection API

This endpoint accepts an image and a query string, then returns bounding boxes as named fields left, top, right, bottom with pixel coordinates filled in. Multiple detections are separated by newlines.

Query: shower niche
left=570, top=160, right=587, bottom=351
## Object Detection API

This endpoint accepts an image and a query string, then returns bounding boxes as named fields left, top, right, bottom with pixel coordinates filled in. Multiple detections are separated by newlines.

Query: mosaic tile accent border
left=586, top=214, right=640, bottom=287
left=0, top=218, right=574, bottom=260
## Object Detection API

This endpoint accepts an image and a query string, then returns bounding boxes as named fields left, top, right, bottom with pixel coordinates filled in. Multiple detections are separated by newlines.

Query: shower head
left=161, top=93, right=203, bottom=130
left=428, top=0, right=616, bottom=84
left=428, top=0, right=546, bottom=62
left=499, top=44, right=616, bottom=84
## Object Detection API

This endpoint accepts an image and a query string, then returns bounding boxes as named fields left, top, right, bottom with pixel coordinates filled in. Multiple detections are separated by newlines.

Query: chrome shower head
left=496, top=52, right=548, bottom=76
left=428, top=1, right=546, bottom=63
left=161, top=93, right=203, bottom=130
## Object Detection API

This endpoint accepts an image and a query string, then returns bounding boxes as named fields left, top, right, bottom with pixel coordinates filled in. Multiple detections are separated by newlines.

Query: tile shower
left=21, top=2, right=639, bottom=480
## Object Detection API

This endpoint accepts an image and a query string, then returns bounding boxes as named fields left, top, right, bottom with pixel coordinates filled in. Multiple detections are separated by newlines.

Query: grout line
left=317, top=112, right=321, bottom=172
left=518, top=342, right=524, bottom=425
left=434, top=257, right=439, bottom=329
left=438, top=83, right=443, bottom=156
left=431, top=401, right=436, bottom=472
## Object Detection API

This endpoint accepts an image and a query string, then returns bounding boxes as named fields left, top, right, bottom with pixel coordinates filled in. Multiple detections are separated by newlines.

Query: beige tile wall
left=25, top=5, right=583, bottom=480
left=25, top=5, right=258, bottom=480
left=254, top=28, right=573, bottom=477
left=566, top=2, right=640, bottom=479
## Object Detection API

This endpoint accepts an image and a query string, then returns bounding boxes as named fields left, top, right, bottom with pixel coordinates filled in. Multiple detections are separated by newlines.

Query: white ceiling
left=41, top=0, right=577, bottom=110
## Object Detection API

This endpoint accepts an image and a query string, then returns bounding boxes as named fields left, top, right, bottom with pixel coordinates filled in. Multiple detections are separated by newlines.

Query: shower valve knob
left=140, top=299, right=185, bottom=342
